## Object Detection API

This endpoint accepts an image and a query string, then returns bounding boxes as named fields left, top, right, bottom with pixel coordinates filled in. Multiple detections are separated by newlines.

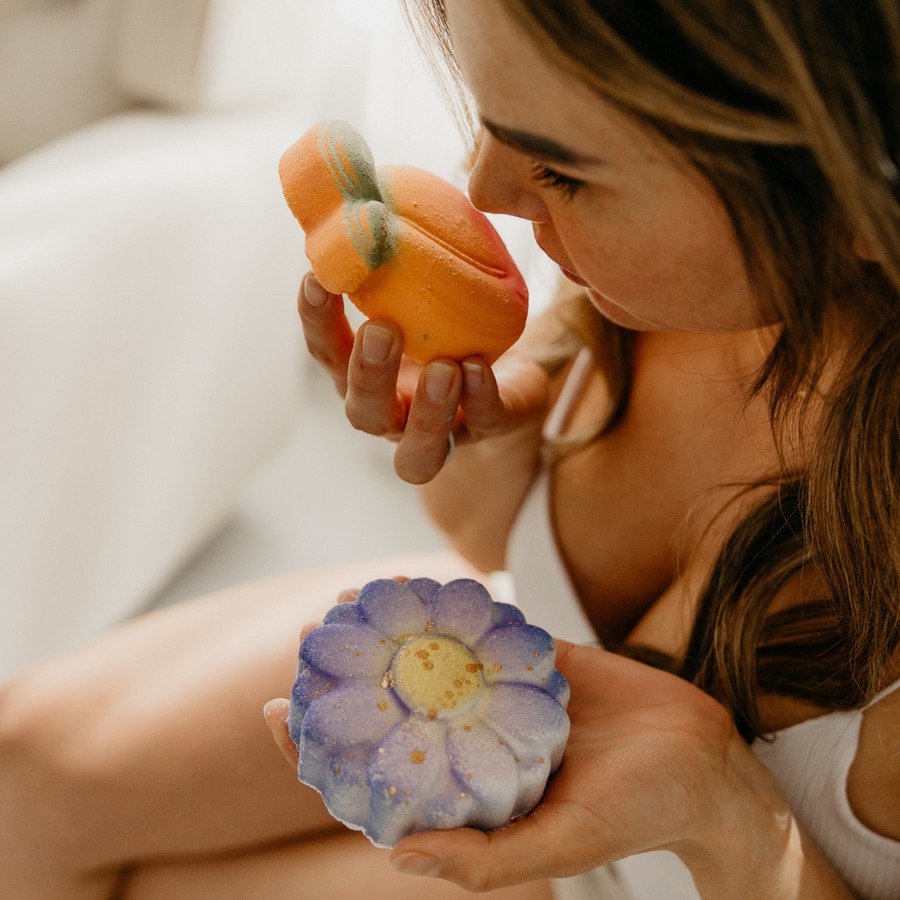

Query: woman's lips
left=532, top=229, right=592, bottom=288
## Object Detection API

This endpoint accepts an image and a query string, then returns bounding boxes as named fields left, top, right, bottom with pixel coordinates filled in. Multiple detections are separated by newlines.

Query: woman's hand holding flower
left=388, top=642, right=853, bottom=898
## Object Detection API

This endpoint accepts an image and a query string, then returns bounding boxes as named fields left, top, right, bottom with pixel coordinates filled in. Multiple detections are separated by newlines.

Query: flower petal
left=289, top=666, right=337, bottom=741
left=355, top=579, right=431, bottom=639
left=405, top=577, right=441, bottom=603
left=474, top=623, right=558, bottom=689
left=427, top=579, right=496, bottom=643
left=509, top=756, right=554, bottom=818
left=445, top=722, right=519, bottom=830
left=543, top=668, right=571, bottom=706
left=300, top=622, right=393, bottom=679
left=491, top=602, right=526, bottom=626
left=300, top=683, right=404, bottom=752
left=323, top=602, right=363, bottom=626
left=365, top=718, right=470, bottom=846
left=297, top=683, right=405, bottom=803
left=310, top=743, right=373, bottom=833
left=480, top=682, right=570, bottom=771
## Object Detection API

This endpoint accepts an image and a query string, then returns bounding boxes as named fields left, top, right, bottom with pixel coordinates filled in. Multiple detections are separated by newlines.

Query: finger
left=336, top=588, right=360, bottom=604
left=459, top=353, right=549, bottom=442
left=393, top=361, right=462, bottom=484
left=298, top=273, right=356, bottom=396
left=263, top=699, right=299, bottom=768
left=345, top=320, right=409, bottom=437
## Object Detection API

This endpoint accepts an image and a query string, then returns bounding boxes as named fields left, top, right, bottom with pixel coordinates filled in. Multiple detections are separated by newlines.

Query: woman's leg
left=0, top=550, right=477, bottom=900
left=122, top=828, right=554, bottom=900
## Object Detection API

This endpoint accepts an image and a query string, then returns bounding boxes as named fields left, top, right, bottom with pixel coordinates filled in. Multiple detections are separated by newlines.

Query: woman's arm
left=416, top=350, right=548, bottom=572
left=298, top=273, right=559, bottom=572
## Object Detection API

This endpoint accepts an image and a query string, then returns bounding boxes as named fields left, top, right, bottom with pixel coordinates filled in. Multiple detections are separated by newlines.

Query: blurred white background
left=0, top=0, right=555, bottom=680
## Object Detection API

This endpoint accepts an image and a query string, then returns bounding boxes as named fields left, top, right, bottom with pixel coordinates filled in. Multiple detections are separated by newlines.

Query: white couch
left=0, top=0, right=401, bottom=680
left=0, top=0, right=553, bottom=681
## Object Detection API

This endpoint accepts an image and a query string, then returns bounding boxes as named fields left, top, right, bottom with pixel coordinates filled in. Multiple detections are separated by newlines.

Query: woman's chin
left=585, top=289, right=659, bottom=331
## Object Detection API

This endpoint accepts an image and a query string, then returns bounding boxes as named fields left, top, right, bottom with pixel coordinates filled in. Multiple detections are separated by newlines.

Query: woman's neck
left=634, top=325, right=782, bottom=395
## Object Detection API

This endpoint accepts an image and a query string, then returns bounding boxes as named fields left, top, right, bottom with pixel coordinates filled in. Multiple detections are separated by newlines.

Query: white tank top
left=505, top=349, right=900, bottom=900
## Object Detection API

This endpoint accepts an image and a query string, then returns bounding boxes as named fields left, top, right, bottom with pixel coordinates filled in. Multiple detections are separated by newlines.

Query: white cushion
left=115, top=0, right=330, bottom=110
left=0, top=0, right=131, bottom=163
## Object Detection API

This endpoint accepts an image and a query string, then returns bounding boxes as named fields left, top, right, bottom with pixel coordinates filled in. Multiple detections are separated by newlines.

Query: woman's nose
left=467, top=134, right=549, bottom=223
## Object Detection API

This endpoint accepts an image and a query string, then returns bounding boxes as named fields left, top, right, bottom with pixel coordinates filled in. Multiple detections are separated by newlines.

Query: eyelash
left=529, top=162, right=584, bottom=199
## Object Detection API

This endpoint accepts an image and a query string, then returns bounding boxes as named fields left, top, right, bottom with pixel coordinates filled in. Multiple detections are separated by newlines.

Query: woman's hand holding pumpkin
left=298, top=272, right=549, bottom=485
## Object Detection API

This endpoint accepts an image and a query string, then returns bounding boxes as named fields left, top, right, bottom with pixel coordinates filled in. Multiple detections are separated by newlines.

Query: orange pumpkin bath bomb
left=279, top=119, right=528, bottom=365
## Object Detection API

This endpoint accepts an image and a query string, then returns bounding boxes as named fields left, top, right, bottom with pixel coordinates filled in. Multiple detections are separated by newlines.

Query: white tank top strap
left=506, top=345, right=601, bottom=647
left=542, top=346, right=594, bottom=443
left=863, top=675, right=900, bottom=710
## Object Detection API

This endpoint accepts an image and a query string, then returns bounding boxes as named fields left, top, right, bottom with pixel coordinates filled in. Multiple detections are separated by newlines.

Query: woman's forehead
left=444, top=0, right=656, bottom=167
left=445, top=0, right=570, bottom=117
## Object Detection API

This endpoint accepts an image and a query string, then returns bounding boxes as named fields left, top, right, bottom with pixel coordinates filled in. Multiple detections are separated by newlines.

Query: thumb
left=263, top=698, right=299, bottom=768
left=388, top=799, right=600, bottom=891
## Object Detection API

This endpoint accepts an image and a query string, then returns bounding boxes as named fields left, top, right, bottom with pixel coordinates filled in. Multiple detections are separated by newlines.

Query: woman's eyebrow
left=480, top=117, right=605, bottom=166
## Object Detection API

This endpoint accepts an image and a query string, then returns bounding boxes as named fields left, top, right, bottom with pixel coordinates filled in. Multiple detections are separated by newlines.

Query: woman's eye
left=529, top=162, right=584, bottom=199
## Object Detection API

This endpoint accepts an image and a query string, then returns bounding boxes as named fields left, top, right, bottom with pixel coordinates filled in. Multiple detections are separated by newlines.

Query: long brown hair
left=403, top=0, right=900, bottom=739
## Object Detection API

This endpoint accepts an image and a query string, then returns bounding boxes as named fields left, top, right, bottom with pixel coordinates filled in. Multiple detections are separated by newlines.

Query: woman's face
left=445, top=0, right=778, bottom=333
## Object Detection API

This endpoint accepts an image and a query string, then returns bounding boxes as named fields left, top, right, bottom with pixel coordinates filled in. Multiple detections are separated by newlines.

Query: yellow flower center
left=389, top=636, right=484, bottom=717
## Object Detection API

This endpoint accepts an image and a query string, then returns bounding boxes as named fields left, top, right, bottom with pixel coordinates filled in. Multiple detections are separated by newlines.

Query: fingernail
left=391, top=852, right=442, bottom=878
left=425, top=362, right=455, bottom=402
left=462, top=361, right=484, bottom=394
left=304, top=275, right=329, bottom=308
left=362, top=324, right=393, bottom=363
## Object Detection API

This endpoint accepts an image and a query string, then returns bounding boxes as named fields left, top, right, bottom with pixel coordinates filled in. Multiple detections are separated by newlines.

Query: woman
left=1, top=1, right=897, bottom=897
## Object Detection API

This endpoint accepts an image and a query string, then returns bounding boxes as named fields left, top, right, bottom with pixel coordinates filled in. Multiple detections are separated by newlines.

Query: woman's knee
left=0, top=662, right=113, bottom=824
left=0, top=668, right=126, bottom=898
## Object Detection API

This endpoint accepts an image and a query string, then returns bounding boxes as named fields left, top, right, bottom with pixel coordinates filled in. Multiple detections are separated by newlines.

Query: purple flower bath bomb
left=289, top=578, right=570, bottom=847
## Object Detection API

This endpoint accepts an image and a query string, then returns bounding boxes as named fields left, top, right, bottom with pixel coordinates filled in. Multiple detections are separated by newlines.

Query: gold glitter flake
left=409, top=749, right=426, bottom=765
